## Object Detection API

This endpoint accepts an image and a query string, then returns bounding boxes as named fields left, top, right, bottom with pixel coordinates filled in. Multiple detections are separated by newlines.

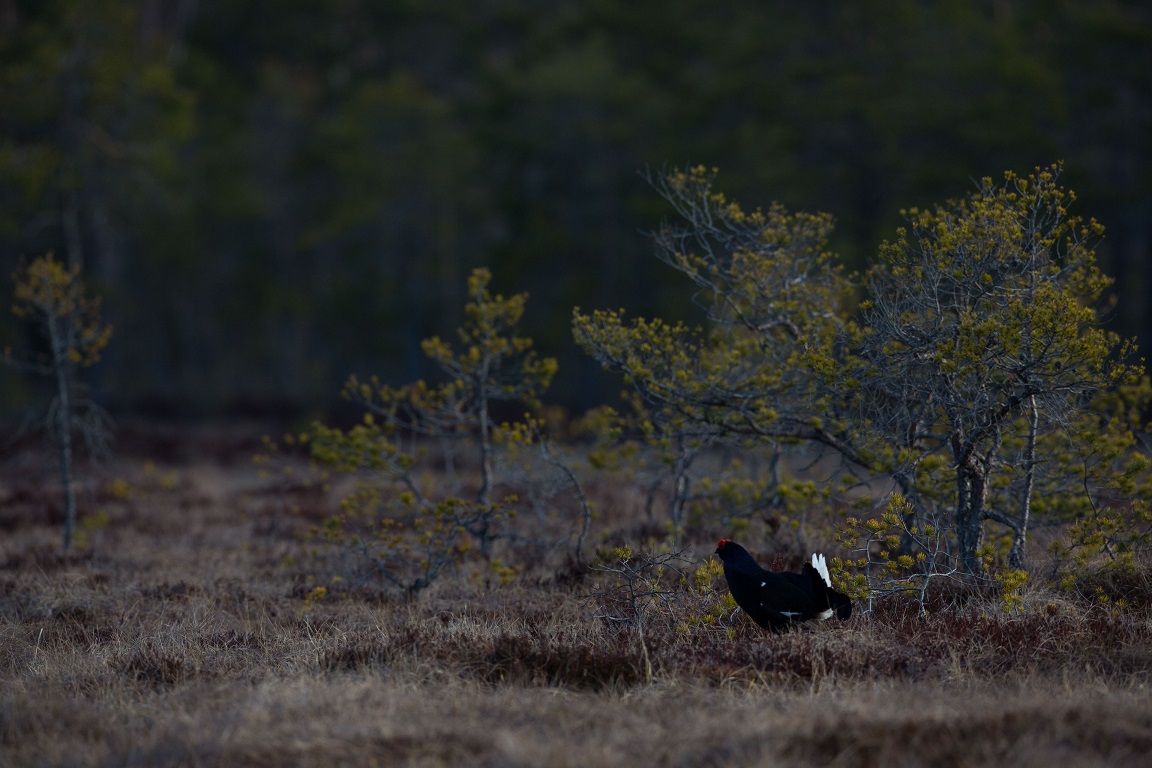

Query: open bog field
left=2, top=426, right=1152, bottom=767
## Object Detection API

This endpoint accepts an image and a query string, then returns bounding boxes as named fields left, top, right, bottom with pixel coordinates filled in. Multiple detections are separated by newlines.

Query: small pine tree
left=858, top=164, right=1142, bottom=574
left=4, top=253, right=113, bottom=551
left=312, top=267, right=557, bottom=596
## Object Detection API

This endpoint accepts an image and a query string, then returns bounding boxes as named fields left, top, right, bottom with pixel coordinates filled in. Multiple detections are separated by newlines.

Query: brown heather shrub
left=2, top=440, right=1152, bottom=767
left=779, top=689, right=1152, bottom=768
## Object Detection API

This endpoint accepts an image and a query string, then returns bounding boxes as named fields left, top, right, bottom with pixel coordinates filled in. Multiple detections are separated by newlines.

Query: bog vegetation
left=4, top=166, right=1152, bottom=765
left=303, top=164, right=1150, bottom=607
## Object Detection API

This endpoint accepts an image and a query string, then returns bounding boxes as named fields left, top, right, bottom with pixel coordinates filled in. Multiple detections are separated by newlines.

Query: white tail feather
left=811, top=552, right=832, bottom=588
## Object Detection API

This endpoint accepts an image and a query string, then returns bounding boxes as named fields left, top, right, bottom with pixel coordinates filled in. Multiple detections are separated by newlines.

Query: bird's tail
left=811, top=552, right=832, bottom=588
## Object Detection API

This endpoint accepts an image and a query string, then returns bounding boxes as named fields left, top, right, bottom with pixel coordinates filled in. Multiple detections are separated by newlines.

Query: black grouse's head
left=715, top=539, right=751, bottom=563
left=715, top=540, right=768, bottom=579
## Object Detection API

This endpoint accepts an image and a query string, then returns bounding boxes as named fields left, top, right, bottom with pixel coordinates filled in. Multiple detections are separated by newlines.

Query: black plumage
left=715, top=539, right=852, bottom=631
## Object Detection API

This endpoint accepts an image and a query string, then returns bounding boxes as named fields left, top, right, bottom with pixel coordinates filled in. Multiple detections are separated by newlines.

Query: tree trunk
left=956, top=465, right=987, bottom=575
left=48, top=317, right=77, bottom=552
left=475, top=375, right=495, bottom=556
left=668, top=439, right=693, bottom=543
left=1008, top=395, right=1039, bottom=570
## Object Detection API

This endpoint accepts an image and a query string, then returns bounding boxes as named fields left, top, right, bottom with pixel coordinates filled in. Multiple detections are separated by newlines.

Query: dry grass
left=2, top=431, right=1152, bottom=767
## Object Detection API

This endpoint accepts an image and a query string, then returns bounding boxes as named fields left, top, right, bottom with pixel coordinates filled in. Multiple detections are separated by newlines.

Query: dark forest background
left=1, top=0, right=1150, bottom=419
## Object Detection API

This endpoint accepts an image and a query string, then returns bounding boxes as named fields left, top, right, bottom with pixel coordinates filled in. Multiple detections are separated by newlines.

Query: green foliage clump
left=835, top=494, right=941, bottom=609
left=574, top=167, right=855, bottom=543
left=574, top=166, right=849, bottom=445
left=680, top=556, right=738, bottom=637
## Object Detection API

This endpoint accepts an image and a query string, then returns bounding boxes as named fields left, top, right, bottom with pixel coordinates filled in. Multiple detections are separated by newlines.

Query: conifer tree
left=5, top=254, right=113, bottom=551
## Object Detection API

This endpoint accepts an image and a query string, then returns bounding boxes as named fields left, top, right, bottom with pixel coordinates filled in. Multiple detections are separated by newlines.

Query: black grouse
left=715, top=539, right=852, bottom=631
